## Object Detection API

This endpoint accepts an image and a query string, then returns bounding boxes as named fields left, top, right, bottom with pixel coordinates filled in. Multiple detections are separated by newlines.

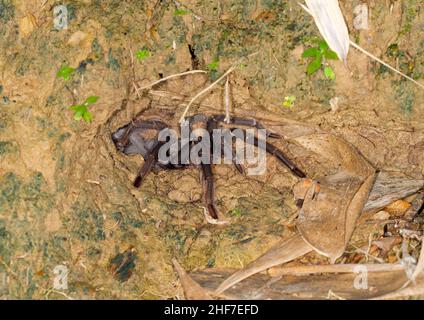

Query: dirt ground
left=0, top=0, right=424, bottom=299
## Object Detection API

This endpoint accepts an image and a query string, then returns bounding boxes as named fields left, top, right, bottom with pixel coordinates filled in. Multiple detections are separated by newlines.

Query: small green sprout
left=57, top=64, right=75, bottom=81
left=207, top=58, right=219, bottom=72
left=173, top=8, right=190, bottom=16
left=302, top=40, right=338, bottom=80
left=229, top=208, right=243, bottom=217
left=386, top=43, right=401, bottom=58
left=136, top=49, right=150, bottom=60
left=323, top=66, right=336, bottom=80
left=283, top=95, right=296, bottom=108
left=68, top=96, right=99, bottom=123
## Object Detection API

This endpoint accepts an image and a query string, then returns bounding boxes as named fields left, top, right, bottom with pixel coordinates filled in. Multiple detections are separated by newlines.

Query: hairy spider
left=112, top=113, right=306, bottom=219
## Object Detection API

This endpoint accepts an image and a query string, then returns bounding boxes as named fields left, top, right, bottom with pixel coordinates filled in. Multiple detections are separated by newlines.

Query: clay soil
left=0, top=0, right=424, bottom=299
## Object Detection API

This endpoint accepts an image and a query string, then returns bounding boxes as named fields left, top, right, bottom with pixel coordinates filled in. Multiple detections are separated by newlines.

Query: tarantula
left=112, top=113, right=306, bottom=219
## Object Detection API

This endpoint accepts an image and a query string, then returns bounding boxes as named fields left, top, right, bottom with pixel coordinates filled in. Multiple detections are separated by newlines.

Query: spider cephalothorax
left=112, top=114, right=306, bottom=220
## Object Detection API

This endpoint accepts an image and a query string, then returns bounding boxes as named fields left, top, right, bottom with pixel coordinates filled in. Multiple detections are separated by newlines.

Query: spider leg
left=133, top=141, right=163, bottom=187
left=113, top=120, right=167, bottom=151
left=156, top=142, right=194, bottom=170
left=194, top=117, right=221, bottom=220
left=266, top=141, right=306, bottom=178
left=207, top=117, right=244, bottom=174
left=231, top=128, right=306, bottom=178
left=132, top=119, right=168, bottom=130
left=201, top=163, right=219, bottom=220
left=221, top=140, right=244, bottom=174
left=212, top=115, right=281, bottom=138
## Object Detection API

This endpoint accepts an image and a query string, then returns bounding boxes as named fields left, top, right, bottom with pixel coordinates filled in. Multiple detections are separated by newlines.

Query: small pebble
left=384, top=200, right=411, bottom=216
left=373, top=210, right=390, bottom=220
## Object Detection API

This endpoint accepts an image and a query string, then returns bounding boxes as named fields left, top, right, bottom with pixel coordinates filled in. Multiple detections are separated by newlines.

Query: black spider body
left=112, top=114, right=305, bottom=219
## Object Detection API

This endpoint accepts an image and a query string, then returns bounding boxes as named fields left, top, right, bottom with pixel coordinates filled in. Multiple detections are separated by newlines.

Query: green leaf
left=307, top=58, right=322, bottom=75
left=84, top=96, right=99, bottom=105
left=229, top=208, right=243, bottom=217
left=68, top=105, right=86, bottom=113
left=82, top=111, right=93, bottom=123
left=74, top=110, right=84, bottom=121
left=283, top=95, right=296, bottom=108
left=136, top=49, right=150, bottom=60
left=173, top=8, right=190, bottom=16
left=207, top=59, right=219, bottom=72
left=68, top=96, right=98, bottom=123
left=324, top=66, right=336, bottom=80
left=325, top=50, right=339, bottom=60
left=318, top=40, right=329, bottom=52
left=302, top=47, right=319, bottom=58
left=57, top=65, right=75, bottom=81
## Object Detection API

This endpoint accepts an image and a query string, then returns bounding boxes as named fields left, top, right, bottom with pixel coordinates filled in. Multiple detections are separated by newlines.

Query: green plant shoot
left=174, top=8, right=190, bottom=16
left=283, top=95, right=296, bottom=108
left=68, top=96, right=99, bottom=123
left=229, top=208, right=243, bottom=217
left=136, top=49, right=150, bottom=60
left=207, top=58, right=219, bottom=72
left=302, top=40, right=338, bottom=80
left=57, top=65, right=75, bottom=81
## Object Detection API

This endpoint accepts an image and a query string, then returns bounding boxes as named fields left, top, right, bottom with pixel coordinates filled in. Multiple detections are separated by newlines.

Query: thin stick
left=129, top=48, right=143, bottom=99
left=349, top=41, right=424, bottom=90
left=352, top=245, right=385, bottom=263
left=135, top=70, right=207, bottom=92
left=299, top=2, right=424, bottom=90
left=224, top=75, right=231, bottom=124
left=177, top=51, right=259, bottom=123
left=269, top=263, right=405, bottom=276
left=178, top=64, right=237, bottom=123
left=327, top=290, right=347, bottom=300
